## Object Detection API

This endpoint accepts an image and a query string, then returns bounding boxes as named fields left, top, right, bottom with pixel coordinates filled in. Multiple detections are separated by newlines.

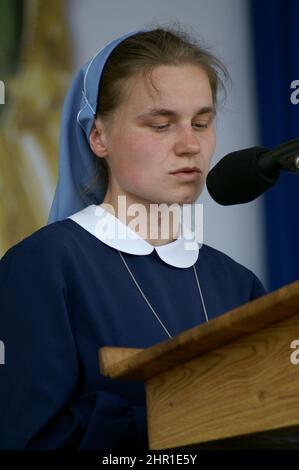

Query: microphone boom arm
left=259, top=136, right=299, bottom=176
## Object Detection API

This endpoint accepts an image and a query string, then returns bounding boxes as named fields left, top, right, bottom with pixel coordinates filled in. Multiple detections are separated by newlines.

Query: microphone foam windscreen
left=206, top=147, right=279, bottom=205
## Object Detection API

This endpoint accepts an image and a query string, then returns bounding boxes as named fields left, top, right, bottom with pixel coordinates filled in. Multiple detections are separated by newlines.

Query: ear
left=89, top=118, right=109, bottom=158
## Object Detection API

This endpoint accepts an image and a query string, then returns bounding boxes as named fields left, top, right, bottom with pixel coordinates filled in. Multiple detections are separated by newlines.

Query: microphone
left=206, top=137, right=299, bottom=205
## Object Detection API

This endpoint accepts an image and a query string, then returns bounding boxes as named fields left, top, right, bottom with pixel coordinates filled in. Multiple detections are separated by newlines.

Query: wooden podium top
left=99, top=279, right=299, bottom=381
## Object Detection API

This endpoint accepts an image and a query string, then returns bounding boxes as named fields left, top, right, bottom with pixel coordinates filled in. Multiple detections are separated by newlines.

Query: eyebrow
left=136, top=106, right=216, bottom=119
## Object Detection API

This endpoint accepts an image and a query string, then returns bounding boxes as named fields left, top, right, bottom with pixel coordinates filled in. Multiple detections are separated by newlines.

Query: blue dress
left=0, top=211, right=265, bottom=449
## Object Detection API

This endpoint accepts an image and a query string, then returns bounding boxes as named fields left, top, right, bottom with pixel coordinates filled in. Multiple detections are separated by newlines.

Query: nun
left=0, top=28, right=265, bottom=449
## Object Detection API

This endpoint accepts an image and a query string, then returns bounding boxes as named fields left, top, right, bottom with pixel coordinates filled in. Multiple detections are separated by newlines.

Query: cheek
left=111, top=134, right=157, bottom=184
left=119, top=133, right=158, bottom=167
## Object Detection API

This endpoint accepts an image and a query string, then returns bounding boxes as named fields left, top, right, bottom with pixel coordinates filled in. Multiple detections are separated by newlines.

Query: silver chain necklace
left=117, top=250, right=209, bottom=339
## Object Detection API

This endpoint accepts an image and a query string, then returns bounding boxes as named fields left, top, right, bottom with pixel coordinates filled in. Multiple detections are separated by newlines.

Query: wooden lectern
left=99, top=280, right=299, bottom=449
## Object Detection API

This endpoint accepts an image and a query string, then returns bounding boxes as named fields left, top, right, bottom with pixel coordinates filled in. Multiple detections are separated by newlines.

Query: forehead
left=120, top=64, right=214, bottom=115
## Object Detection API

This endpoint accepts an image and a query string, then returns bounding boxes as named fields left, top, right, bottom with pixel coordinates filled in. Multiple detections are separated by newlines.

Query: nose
left=173, top=125, right=201, bottom=156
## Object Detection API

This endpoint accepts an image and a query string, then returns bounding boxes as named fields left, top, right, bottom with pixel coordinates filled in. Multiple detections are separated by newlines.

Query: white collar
left=68, top=204, right=201, bottom=268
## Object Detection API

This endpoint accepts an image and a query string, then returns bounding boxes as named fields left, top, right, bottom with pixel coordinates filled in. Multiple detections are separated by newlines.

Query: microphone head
left=206, top=146, right=279, bottom=205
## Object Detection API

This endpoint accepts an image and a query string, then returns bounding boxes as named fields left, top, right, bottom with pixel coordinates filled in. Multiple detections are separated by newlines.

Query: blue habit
left=0, top=219, right=265, bottom=449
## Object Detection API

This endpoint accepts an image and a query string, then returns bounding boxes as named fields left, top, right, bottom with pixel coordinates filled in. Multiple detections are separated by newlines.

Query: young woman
left=0, top=28, right=265, bottom=450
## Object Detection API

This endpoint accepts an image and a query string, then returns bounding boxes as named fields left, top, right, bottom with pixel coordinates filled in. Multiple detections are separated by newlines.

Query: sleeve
left=0, top=244, right=147, bottom=450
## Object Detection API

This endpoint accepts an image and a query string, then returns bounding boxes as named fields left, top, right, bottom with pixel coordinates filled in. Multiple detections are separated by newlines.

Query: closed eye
left=193, top=123, right=209, bottom=129
left=150, top=123, right=209, bottom=131
left=150, top=124, right=170, bottom=131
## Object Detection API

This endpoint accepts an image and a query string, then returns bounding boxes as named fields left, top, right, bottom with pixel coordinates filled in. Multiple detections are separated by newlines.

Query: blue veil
left=48, top=31, right=141, bottom=224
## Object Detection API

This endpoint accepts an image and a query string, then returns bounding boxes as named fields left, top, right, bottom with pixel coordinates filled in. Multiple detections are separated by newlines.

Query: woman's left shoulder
left=198, top=244, right=266, bottom=298
left=199, top=243, right=256, bottom=276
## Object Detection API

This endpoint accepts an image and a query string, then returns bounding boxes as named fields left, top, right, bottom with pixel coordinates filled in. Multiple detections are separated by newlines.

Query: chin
left=158, top=196, right=196, bottom=207
left=173, top=191, right=200, bottom=206
left=147, top=189, right=200, bottom=206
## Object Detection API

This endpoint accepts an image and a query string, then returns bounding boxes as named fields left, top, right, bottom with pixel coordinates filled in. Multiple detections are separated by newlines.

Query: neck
left=101, top=193, right=181, bottom=246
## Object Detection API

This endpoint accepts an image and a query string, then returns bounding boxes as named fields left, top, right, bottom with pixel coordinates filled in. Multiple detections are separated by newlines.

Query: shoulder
left=0, top=218, right=115, bottom=285
left=198, top=243, right=266, bottom=298
left=2, top=219, right=70, bottom=255
left=199, top=243, right=254, bottom=277
left=0, top=220, right=79, bottom=275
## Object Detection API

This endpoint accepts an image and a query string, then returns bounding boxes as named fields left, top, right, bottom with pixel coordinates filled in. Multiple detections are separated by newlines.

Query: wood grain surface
left=147, top=313, right=299, bottom=448
left=99, top=279, right=299, bottom=381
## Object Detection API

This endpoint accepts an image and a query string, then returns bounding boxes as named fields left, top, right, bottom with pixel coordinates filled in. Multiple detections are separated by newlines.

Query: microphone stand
left=258, top=136, right=299, bottom=177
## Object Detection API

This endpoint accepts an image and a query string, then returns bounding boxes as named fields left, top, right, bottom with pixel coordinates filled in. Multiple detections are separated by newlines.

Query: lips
left=170, top=167, right=201, bottom=174
left=170, top=168, right=201, bottom=182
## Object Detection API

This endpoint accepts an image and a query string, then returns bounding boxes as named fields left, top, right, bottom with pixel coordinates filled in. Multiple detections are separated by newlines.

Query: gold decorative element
left=0, top=0, right=72, bottom=255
